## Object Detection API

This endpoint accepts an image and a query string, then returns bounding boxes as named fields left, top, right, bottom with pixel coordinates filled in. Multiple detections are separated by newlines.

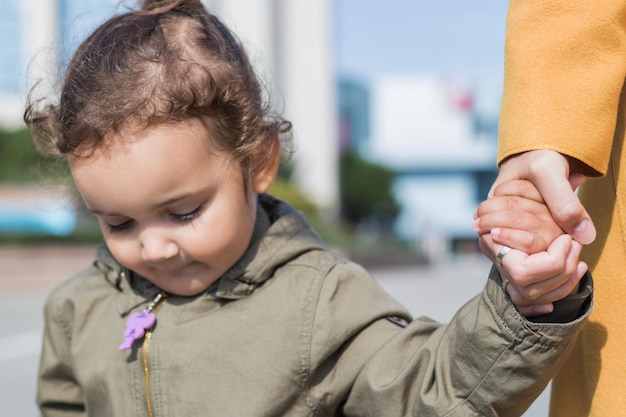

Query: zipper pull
left=119, top=292, right=167, bottom=351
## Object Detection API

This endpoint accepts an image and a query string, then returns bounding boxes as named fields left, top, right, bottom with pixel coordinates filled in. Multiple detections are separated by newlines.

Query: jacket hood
left=93, top=194, right=327, bottom=300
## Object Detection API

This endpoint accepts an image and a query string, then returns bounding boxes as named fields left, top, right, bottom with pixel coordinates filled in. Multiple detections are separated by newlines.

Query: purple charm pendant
left=118, top=292, right=167, bottom=351
left=118, top=311, right=156, bottom=350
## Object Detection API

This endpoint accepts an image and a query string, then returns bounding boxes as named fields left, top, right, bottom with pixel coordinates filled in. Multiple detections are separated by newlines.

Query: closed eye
left=106, top=220, right=133, bottom=233
left=102, top=205, right=202, bottom=234
left=171, top=205, right=202, bottom=222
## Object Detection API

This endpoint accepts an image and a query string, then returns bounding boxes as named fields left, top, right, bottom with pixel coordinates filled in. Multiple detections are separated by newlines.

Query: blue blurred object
left=0, top=199, right=77, bottom=236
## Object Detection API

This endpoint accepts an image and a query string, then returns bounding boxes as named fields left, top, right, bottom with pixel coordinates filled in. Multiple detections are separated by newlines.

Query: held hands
left=490, top=150, right=595, bottom=244
left=474, top=180, right=588, bottom=317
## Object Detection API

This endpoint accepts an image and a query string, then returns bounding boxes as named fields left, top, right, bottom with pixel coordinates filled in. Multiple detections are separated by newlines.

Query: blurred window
left=0, top=0, right=22, bottom=93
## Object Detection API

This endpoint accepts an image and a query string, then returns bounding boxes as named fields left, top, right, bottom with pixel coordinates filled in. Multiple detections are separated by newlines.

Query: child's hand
left=473, top=179, right=564, bottom=254
left=480, top=233, right=587, bottom=317
left=473, top=179, right=587, bottom=316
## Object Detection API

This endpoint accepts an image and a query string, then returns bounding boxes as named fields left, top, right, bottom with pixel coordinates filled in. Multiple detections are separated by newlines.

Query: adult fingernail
left=573, top=220, right=596, bottom=245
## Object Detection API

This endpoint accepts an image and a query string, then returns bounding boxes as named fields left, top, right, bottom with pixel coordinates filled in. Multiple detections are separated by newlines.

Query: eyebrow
left=86, top=186, right=211, bottom=216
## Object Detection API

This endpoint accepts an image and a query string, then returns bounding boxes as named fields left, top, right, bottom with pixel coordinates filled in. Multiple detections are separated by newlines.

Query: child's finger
left=474, top=209, right=563, bottom=253
left=474, top=209, right=550, bottom=234
left=489, top=228, right=550, bottom=255
left=491, top=179, right=544, bottom=203
left=476, top=194, right=553, bottom=221
left=477, top=233, right=497, bottom=265
left=474, top=204, right=556, bottom=234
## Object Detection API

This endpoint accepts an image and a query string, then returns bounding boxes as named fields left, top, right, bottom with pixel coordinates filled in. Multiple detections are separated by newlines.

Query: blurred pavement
left=0, top=245, right=549, bottom=416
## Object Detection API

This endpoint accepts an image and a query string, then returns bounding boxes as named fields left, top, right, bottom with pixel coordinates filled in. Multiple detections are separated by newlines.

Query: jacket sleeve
left=498, top=0, right=626, bottom=176
left=334, top=266, right=592, bottom=417
left=37, top=293, right=86, bottom=417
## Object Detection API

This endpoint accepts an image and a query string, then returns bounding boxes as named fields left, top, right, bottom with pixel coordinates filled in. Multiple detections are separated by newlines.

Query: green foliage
left=0, top=127, right=82, bottom=245
left=0, top=127, right=69, bottom=184
left=339, top=152, right=401, bottom=227
left=268, top=177, right=362, bottom=252
left=0, top=219, right=103, bottom=245
left=268, top=177, right=318, bottom=221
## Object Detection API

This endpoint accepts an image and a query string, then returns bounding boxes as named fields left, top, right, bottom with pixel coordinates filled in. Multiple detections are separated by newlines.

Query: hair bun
left=140, top=0, right=202, bottom=13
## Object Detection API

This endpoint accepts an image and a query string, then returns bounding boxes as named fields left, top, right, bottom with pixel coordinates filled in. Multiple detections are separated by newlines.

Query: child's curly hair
left=24, top=0, right=291, bottom=179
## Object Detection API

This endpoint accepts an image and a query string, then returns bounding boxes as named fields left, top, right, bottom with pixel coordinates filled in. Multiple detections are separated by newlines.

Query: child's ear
left=252, top=144, right=280, bottom=194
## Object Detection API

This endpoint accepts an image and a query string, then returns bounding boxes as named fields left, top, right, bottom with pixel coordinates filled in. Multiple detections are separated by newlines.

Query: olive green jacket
left=37, top=195, right=592, bottom=417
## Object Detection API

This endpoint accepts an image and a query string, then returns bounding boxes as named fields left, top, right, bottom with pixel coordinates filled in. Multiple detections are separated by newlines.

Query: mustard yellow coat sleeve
left=498, top=2, right=626, bottom=416
left=498, top=0, right=626, bottom=176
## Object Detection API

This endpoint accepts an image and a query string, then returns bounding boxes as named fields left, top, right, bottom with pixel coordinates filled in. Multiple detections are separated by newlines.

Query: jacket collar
left=215, top=194, right=326, bottom=299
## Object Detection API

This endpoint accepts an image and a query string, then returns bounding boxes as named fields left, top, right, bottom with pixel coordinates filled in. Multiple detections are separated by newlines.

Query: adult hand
left=490, top=150, right=596, bottom=244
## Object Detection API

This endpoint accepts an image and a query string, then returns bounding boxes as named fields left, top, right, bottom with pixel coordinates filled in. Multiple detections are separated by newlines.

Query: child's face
left=69, top=118, right=276, bottom=296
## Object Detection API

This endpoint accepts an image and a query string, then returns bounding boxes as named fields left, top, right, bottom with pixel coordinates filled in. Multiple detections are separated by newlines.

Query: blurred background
left=0, top=1, right=551, bottom=416
left=0, top=0, right=507, bottom=261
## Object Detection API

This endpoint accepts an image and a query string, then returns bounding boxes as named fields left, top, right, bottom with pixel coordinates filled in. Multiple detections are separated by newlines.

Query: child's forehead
left=71, top=118, right=224, bottom=166
left=108, top=118, right=219, bottom=151
left=69, top=119, right=244, bottom=206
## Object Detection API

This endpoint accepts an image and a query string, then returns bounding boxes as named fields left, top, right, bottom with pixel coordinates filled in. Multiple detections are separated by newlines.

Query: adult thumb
left=540, top=175, right=596, bottom=244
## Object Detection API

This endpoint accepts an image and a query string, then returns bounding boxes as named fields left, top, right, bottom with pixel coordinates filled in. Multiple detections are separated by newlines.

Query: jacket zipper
left=141, top=292, right=168, bottom=417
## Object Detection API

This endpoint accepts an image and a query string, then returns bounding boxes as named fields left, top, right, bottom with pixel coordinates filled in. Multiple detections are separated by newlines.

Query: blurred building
left=338, top=77, right=370, bottom=153
left=339, top=74, right=499, bottom=257
left=0, top=0, right=339, bottom=212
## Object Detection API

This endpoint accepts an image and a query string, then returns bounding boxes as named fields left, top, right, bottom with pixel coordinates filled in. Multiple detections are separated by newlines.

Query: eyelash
left=172, top=206, right=202, bottom=222
left=105, top=206, right=203, bottom=234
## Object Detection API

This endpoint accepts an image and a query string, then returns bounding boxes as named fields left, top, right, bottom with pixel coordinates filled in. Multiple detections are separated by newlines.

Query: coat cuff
left=529, top=271, right=593, bottom=323
left=486, top=266, right=593, bottom=338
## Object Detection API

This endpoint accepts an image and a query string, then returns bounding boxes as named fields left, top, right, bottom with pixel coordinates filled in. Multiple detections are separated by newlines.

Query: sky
left=56, top=0, right=510, bottom=91
left=1, top=0, right=510, bottom=121
left=333, top=0, right=509, bottom=108
left=53, top=1, right=509, bottom=132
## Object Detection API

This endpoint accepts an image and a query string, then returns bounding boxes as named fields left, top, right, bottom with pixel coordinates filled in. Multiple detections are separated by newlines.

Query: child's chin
left=145, top=266, right=218, bottom=296
left=158, top=280, right=212, bottom=297
left=159, top=275, right=217, bottom=297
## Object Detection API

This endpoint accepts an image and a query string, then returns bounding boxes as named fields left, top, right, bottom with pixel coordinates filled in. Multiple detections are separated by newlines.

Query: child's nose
left=140, top=230, right=179, bottom=263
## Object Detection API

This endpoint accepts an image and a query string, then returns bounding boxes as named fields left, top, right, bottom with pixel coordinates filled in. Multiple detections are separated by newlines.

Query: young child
left=25, top=1, right=592, bottom=416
